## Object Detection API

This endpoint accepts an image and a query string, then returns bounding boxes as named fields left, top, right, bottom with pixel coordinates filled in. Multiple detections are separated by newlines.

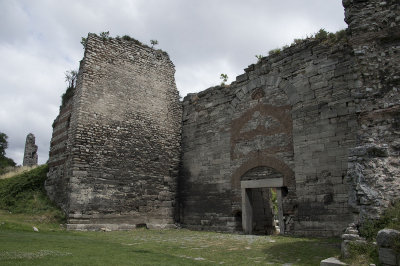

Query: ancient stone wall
left=344, top=0, right=400, bottom=222
left=180, top=39, right=360, bottom=236
left=180, top=0, right=400, bottom=236
left=46, top=98, right=73, bottom=212
left=23, top=133, right=38, bottom=166
left=46, top=34, right=182, bottom=230
left=45, top=0, right=399, bottom=236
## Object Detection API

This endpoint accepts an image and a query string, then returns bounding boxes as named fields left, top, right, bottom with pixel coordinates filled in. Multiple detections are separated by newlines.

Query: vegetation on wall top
left=61, top=69, right=78, bottom=107
left=263, top=28, right=348, bottom=60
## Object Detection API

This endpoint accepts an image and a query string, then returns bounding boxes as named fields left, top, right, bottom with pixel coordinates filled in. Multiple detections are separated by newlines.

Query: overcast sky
left=0, top=0, right=347, bottom=165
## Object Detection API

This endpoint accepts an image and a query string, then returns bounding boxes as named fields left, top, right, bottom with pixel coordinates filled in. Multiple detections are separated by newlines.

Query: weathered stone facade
left=344, top=0, right=400, bottom=223
left=23, top=133, right=38, bottom=167
left=179, top=0, right=399, bottom=237
left=46, top=0, right=400, bottom=236
left=46, top=34, right=182, bottom=230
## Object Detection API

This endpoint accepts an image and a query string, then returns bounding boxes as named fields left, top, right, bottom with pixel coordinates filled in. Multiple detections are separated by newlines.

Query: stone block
left=320, top=257, right=347, bottom=266
left=379, top=247, right=398, bottom=266
left=377, top=229, right=400, bottom=248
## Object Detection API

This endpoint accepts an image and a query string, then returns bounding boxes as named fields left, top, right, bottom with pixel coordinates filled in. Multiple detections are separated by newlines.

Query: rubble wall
left=344, top=0, right=400, bottom=222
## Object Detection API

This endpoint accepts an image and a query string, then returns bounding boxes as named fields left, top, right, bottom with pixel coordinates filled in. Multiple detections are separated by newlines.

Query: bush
left=0, top=157, right=16, bottom=175
left=346, top=241, right=379, bottom=265
left=359, top=200, right=400, bottom=241
left=315, top=28, right=328, bottom=40
left=268, top=48, right=281, bottom=56
left=61, top=86, right=75, bottom=107
left=0, top=164, right=64, bottom=221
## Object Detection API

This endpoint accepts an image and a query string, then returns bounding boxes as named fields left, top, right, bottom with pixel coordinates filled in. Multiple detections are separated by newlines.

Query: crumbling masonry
left=23, top=133, right=38, bottom=167
left=46, top=0, right=400, bottom=236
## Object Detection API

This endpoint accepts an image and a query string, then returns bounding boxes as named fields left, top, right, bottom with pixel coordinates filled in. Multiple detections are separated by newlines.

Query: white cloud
left=0, top=0, right=347, bottom=165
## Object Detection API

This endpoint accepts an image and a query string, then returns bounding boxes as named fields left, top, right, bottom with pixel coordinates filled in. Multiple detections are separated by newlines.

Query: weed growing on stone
left=345, top=241, right=379, bottom=265
left=360, top=201, right=400, bottom=241
left=268, top=48, right=281, bottom=56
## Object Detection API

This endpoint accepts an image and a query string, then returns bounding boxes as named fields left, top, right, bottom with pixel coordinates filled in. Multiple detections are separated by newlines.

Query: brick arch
left=230, top=103, right=292, bottom=160
left=231, top=154, right=294, bottom=190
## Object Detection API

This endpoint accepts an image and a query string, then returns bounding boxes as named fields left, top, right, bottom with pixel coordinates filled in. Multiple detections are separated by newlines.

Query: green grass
left=0, top=165, right=341, bottom=265
left=0, top=212, right=341, bottom=265
left=0, top=164, right=65, bottom=222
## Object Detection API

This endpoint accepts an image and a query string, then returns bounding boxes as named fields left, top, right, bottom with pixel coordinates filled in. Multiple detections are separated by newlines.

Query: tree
left=65, top=70, right=78, bottom=89
left=0, top=132, right=8, bottom=157
left=220, top=73, right=228, bottom=86
left=150, top=39, right=158, bottom=48
left=0, top=132, right=15, bottom=174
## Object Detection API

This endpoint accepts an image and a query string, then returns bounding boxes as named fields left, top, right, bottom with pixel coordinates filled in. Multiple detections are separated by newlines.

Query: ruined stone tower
left=46, top=34, right=182, bottom=230
left=23, top=133, right=38, bottom=167
left=47, top=0, right=399, bottom=235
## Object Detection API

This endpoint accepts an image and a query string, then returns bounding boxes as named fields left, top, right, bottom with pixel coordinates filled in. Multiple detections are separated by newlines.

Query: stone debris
left=341, top=223, right=366, bottom=258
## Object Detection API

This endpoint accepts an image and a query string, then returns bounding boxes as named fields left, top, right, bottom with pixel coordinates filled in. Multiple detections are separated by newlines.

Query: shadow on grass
left=262, top=238, right=340, bottom=265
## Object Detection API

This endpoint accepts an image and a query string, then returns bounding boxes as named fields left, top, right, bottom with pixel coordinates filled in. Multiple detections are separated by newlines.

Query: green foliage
left=0, top=165, right=64, bottom=221
left=0, top=132, right=15, bottom=175
left=121, top=35, right=134, bottom=41
left=150, top=39, right=158, bottom=48
left=0, top=158, right=16, bottom=175
left=80, top=37, right=87, bottom=49
left=220, top=73, right=228, bottom=86
left=315, top=28, right=328, bottom=40
left=255, top=54, right=264, bottom=63
left=270, top=188, right=278, bottom=214
left=121, top=35, right=149, bottom=48
left=346, top=241, right=379, bottom=265
left=0, top=132, right=8, bottom=157
left=343, top=201, right=400, bottom=265
left=268, top=48, right=281, bottom=56
left=99, top=31, right=110, bottom=40
left=360, top=200, right=400, bottom=240
left=292, top=38, right=304, bottom=45
left=61, top=86, right=75, bottom=107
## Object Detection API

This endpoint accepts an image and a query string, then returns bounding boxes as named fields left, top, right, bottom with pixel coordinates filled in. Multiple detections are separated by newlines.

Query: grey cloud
left=0, top=0, right=347, bottom=165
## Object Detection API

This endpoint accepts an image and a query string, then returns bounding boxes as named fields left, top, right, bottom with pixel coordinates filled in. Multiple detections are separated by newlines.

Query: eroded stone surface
left=46, top=1, right=400, bottom=235
left=23, top=133, right=38, bottom=167
left=46, top=35, right=182, bottom=229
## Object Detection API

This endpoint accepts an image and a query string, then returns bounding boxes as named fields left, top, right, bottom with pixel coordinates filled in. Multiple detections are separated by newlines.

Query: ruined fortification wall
left=181, top=39, right=359, bottom=236
left=46, top=98, right=73, bottom=211
left=46, top=0, right=399, bottom=236
left=344, top=0, right=400, bottom=222
left=180, top=0, right=400, bottom=236
left=46, top=34, right=182, bottom=229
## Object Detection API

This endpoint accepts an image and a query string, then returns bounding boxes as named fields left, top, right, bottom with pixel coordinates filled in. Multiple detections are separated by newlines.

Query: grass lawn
left=0, top=212, right=341, bottom=266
